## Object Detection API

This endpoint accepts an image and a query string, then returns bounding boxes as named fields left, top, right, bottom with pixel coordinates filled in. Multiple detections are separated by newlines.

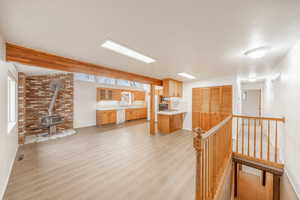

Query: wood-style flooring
left=4, top=120, right=195, bottom=200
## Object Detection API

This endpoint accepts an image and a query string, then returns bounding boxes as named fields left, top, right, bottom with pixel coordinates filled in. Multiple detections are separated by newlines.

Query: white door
left=241, top=89, right=261, bottom=117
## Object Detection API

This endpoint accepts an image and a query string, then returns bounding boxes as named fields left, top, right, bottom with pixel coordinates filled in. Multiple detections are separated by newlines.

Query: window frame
left=7, top=72, right=17, bottom=134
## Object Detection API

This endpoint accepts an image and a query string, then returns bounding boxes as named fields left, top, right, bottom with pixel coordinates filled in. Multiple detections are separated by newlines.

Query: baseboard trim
left=182, top=127, right=192, bottom=131
left=285, top=167, right=300, bottom=199
left=0, top=144, right=19, bottom=199
left=74, top=123, right=96, bottom=129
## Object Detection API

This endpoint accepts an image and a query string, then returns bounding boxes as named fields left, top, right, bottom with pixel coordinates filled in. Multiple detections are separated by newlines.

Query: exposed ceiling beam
left=6, top=43, right=162, bottom=85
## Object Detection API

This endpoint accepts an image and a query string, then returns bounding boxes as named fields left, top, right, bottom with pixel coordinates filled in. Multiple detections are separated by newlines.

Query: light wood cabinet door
left=112, top=89, right=121, bottom=101
left=125, top=108, right=147, bottom=121
left=163, top=79, right=182, bottom=97
left=169, top=80, right=176, bottom=97
left=163, top=79, right=170, bottom=97
left=97, top=110, right=116, bottom=125
left=109, top=111, right=116, bottom=123
left=177, top=82, right=183, bottom=97
left=170, top=114, right=183, bottom=132
left=97, top=88, right=109, bottom=101
left=125, top=109, right=133, bottom=121
left=97, top=88, right=107, bottom=101
left=107, top=89, right=113, bottom=100
left=174, top=80, right=179, bottom=97
left=97, top=88, right=122, bottom=101
left=132, top=91, right=145, bottom=101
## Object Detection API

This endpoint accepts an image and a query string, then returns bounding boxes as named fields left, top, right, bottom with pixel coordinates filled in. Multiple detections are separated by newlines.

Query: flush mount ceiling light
left=177, top=72, right=196, bottom=79
left=244, top=46, right=271, bottom=59
left=101, top=40, right=156, bottom=64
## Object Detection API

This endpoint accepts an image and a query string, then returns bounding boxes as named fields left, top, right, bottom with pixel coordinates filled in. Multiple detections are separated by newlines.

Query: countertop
left=96, top=105, right=146, bottom=111
left=157, top=110, right=186, bottom=115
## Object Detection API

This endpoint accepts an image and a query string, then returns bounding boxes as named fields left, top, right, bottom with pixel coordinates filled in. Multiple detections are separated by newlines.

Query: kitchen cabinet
left=96, top=110, right=117, bottom=125
left=158, top=113, right=183, bottom=134
left=125, top=108, right=147, bottom=121
left=132, top=91, right=145, bottom=101
left=155, top=87, right=163, bottom=96
left=112, top=89, right=122, bottom=101
left=163, top=79, right=183, bottom=97
left=97, top=88, right=121, bottom=101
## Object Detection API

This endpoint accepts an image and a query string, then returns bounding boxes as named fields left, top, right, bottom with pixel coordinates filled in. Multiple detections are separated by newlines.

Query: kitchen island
left=157, top=110, right=185, bottom=134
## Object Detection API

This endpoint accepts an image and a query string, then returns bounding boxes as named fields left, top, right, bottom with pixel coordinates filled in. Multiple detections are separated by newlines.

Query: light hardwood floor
left=4, top=120, right=195, bottom=200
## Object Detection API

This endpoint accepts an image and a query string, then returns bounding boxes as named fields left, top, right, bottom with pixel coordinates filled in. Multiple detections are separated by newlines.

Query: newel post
left=193, top=128, right=204, bottom=200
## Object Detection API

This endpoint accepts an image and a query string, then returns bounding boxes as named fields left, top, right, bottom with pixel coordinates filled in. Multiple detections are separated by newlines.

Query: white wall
left=73, top=80, right=97, bottom=128
left=262, top=40, right=300, bottom=198
left=0, top=33, right=19, bottom=198
left=0, top=31, right=5, bottom=60
left=182, top=76, right=239, bottom=131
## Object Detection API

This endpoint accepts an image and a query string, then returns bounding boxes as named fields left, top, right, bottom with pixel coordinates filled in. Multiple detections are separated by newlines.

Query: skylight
left=101, top=40, right=156, bottom=64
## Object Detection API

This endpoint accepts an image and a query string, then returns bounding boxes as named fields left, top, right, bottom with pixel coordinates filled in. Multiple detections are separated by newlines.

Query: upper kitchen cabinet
left=155, top=87, right=163, bottom=96
left=132, top=91, right=145, bottom=101
left=97, top=88, right=121, bottom=101
left=112, top=89, right=122, bottom=101
left=163, top=79, right=183, bottom=97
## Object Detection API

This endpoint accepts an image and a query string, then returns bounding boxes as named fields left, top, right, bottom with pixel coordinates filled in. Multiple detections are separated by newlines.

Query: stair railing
left=193, top=115, right=232, bottom=200
left=233, top=115, right=285, bottom=163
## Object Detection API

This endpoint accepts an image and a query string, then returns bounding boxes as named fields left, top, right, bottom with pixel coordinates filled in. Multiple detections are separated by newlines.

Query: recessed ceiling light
left=244, top=46, right=271, bottom=59
left=177, top=72, right=196, bottom=79
left=101, top=40, right=156, bottom=64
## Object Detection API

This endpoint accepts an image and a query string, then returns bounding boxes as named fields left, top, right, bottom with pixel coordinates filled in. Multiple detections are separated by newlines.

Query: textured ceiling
left=1, top=0, right=300, bottom=81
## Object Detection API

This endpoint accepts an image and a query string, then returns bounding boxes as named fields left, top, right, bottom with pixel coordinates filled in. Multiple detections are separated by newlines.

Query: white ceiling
left=1, top=0, right=300, bottom=81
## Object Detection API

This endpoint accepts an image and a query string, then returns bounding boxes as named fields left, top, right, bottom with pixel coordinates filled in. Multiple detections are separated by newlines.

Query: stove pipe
left=48, top=79, right=64, bottom=115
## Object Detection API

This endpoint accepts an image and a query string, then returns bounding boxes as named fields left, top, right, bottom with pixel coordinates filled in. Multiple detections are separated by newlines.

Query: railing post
left=194, top=128, right=204, bottom=200
left=234, top=161, right=238, bottom=197
left=273, top=175, right=280, bottom=200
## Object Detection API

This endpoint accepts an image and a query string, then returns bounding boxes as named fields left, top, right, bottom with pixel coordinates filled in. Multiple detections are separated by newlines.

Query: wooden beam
left=150, top=85, right=156, bottom=135
left=6, top=43, right=162, bottom=85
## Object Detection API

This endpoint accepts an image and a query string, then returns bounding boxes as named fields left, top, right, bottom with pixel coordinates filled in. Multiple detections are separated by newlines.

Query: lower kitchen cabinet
left=125, top=108, right=147, bottom=121
left=96, top=110, right=117, bottom=125
left=158, top=113, right=183, bottom=134
left=97, top=108, right=147, bottom=125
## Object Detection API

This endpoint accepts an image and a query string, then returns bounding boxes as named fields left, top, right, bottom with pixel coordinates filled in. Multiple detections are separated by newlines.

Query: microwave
left=159, top=103, right=169, bottom=111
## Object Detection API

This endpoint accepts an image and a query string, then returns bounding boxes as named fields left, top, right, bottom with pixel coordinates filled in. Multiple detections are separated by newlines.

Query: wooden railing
left=233, top=115, right=285, bottom=163
left=193, top=115, right=233, bottom=200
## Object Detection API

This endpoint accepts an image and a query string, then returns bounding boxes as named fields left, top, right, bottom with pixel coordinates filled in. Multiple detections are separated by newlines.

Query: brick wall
left=18, top=73, right=74, bottom=140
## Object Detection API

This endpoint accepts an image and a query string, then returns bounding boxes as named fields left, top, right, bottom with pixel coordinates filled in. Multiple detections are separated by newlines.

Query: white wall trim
left=285, top=166, right=300, bottom=199
left=182, top=127, right=192, bottom=131
left=0, top=145, right=18, bottom=199
left=75, top=123, right=96, bottom=129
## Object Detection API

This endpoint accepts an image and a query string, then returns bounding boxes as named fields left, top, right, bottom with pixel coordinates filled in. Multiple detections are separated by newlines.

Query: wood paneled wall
left=192, top=85, right=232, bottom=131
left=6, top=43, right=162, bottom=85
